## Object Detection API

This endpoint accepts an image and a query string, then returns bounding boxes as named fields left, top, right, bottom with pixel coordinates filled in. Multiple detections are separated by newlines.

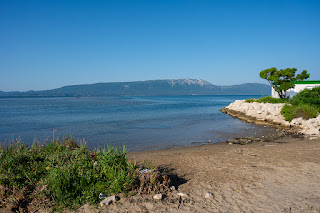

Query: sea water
left=0, top=95, right=277, bottom=151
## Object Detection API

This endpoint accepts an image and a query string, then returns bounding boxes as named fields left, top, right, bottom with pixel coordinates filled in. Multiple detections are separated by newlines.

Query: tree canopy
left=259, top=67, right=309, bottom=99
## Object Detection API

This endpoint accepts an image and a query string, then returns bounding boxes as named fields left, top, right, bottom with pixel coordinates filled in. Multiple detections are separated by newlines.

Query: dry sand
left=78, top=135, right=320, bottom=213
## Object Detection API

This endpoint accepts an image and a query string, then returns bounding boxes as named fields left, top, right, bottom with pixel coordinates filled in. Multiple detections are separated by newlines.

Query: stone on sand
left=100, top=195, right=119, bottom=207
left=153, top=194, right=163, bottom=200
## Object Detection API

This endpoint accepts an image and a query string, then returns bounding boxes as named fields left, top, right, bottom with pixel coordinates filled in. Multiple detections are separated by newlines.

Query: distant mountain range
left=0, top=79, right=271, bottom=97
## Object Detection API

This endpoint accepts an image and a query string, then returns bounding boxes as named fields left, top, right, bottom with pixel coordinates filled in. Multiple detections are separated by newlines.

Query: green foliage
left=0, top=141, right=48, bottom=188
left=0, top=137, right=136, bottom=210
left=290, top=86, right=320, bottom=106
left=245, top=96, right=286, bottom=104
left=259, top=67, right=309, bottom=99
left=244, top=98, right=256, bottom=103
left=281, top=104, right=320, bottom=122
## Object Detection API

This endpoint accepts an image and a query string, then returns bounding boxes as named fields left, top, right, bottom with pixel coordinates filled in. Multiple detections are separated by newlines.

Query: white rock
left=100, top=195, right=119, bottom=207
left=306, top=128, right=319, bottom=135
left=153, top=194, right=163, bottom=200
left=170, top=186, right=176, bottom=191
left=205, top=192, right=213, bottom=199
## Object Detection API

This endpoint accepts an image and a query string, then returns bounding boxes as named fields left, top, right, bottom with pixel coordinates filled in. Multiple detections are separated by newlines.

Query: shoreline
left=102, top=101, right=320, bottom=212
left=2, top=100, right=320, bottom=212
left=98, top=135, right=320, bottom=213
left=221, top=100, right=320, bottom=139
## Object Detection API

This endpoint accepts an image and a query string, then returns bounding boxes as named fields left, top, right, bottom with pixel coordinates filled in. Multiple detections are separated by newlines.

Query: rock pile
left=222, top=100, right=320, bottom=139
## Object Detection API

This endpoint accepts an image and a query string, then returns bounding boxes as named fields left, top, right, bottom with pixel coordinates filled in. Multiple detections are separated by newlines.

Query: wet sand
left=80, top=135, right=320, bottom=213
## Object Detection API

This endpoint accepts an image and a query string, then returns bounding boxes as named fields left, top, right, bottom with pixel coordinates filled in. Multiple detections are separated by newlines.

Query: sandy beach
left=78, top=134, right=320, bottom=213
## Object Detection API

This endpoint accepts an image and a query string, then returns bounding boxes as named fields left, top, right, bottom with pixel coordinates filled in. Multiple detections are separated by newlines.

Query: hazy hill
left=0, top=79, right=270, bottom=97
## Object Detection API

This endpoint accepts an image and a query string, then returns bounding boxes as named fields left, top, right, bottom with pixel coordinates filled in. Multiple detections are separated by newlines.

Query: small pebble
left=100, top=195, right=119, bottom=207
left=99, top=193, right=107, bottom=199
left=153, top=194, right=163, bottom=200
left=177, top=192, right=187, bottom=197
left=205, top=192, right=213, bottom=199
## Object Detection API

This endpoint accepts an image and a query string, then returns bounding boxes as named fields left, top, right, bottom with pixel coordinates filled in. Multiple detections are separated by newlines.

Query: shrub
left=290, top=86, right=320, bottom=106
left=45, top=144, right=135, bottom=209
left=281, top=104, right=320, bottom=122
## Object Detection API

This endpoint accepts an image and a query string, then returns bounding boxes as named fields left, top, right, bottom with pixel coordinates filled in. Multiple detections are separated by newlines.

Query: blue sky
left=1, top=0, right=320, bottom=91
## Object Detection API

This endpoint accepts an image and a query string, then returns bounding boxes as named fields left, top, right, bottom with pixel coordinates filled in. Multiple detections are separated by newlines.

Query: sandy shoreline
left=80, top=134, right=320, bottom=213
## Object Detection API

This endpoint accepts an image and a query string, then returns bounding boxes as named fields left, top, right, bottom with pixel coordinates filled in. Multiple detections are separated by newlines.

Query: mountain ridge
left=0, top=79, right=270, bottom=97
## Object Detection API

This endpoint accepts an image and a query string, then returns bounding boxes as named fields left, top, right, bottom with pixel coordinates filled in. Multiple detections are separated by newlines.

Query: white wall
left=271, top=84, right=320, bottom=98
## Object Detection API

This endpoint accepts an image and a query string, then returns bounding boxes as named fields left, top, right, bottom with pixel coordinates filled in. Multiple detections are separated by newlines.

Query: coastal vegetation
left=0, top=137, right=164, bottom=211
left=245, top=86, right=320, bottom=122
left=290, top=86, right=320, bottom=106
left=245, top=96, right=287, bottom=104
left=281, top=86, right=320, bottom=121
left=281, top=104, right=320, bottom=122
left=259, top=67, right=309, bottom=99
left=245, top=69, right=319, bottom=122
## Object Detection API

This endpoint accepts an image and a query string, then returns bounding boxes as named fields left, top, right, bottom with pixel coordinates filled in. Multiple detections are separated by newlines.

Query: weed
left=0, top=138, right=136, bottom=210
left=281, top=104, right=319, bottom=122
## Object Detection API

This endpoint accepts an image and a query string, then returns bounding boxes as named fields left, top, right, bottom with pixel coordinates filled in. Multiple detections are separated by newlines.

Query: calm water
left=0, top=95, right=276, bottom=151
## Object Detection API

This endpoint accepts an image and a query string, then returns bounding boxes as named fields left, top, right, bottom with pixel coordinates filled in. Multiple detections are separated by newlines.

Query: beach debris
left=136, top=168, right=171, bottom=194
left=139, top=168, right=154, bottom=174
left=227, top=137, right=261, bottom=145
left=100, top=195, right=119, bottom=207
left=153, top=194, right=163, bottom=200
left=204, top=192, right=213, bottom=199
left=99, top=193, right=107, bottom=199
left=170, top=186, right=176, bottom=191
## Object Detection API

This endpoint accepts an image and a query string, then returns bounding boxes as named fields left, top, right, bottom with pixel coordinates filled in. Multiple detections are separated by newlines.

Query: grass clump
left=244, top=98, right=256, bottom=103
left=0, top=137, right=136, bottom=210
left=0, top=141, right=48, bottom=188
left=281, top=104, right=320, bottom=122
left=245, top=96, right=286, bottom=104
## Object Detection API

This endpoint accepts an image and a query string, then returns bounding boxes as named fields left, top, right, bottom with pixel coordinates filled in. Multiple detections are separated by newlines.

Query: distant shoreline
left=0, top=94, right=268, bottom=98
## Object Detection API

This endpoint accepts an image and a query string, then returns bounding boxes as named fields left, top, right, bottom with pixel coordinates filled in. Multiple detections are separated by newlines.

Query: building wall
left=271, top=84, right=320, bottom=98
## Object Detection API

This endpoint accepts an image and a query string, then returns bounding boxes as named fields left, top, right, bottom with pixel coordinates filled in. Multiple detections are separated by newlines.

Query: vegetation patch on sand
left=0, top=137, right=171, bottom=212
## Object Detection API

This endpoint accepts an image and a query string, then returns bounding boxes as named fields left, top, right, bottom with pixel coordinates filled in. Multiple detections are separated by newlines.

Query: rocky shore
left=221, top=100, right=320, bottom=139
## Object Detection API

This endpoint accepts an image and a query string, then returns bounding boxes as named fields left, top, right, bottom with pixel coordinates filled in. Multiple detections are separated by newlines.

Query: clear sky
left=1, top=0, right=320, bottom=91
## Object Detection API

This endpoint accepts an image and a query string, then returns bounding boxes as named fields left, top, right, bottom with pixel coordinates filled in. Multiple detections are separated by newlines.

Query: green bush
left=0, top=141, right=48, bottom=188
left=290, top=86, right=320, bottom=106
left=46, top=145, right=135, bottom=208
left=0, top=138, right=136, bottom=210
left=281, top=104, right=320, bottom=122
left=245, top=96, right=286, bottom=104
